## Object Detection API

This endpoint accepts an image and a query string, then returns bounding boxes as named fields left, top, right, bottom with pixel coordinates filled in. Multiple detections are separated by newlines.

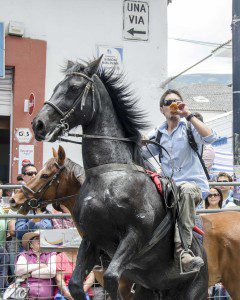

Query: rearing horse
left=31, top=58, right=208, bottom=299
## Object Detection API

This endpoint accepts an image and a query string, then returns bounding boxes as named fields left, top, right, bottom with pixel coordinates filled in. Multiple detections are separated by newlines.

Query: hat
left=22, top=159, right=31, bottom=167
left=22, top=230, right=40, bottom=250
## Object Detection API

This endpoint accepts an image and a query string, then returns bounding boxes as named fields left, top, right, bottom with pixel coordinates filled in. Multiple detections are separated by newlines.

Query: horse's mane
left=45, top=157, right=83, bottom=182
left=63, top=60, right=150, bottom=165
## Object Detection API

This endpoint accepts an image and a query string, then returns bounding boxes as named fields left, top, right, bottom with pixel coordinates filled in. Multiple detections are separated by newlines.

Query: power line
left=161, top=39, right=232, bottom=89
left=169, top=37, right=232, bottom=48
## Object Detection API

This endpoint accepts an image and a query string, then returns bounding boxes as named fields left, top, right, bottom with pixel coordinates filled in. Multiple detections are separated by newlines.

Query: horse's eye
left=41, top=174, right=49, bottom=179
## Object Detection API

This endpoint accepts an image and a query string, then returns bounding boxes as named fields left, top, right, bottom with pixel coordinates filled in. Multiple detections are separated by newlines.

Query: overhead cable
left=160, top=39, right=232, bottom=89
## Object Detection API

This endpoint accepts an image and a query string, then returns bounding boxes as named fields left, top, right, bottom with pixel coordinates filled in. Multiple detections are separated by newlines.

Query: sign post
left=0, top=22, right=5, bottom=78
left=232, top=0, right=240, bottom=201
left=123, top=0, right=149, bottom=41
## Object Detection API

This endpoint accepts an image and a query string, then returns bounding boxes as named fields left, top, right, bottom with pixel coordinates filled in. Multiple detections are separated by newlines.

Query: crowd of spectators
left=0, top=163, right=105, bottom=299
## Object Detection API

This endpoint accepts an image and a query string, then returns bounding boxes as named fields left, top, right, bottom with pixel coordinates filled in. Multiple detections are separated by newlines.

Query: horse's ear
left=52, top=147, right=57, bottom=158
left=57, top=145, right=66, bottom=165
left=67, top=60, right=74, bottom=69
left=85, top=55, right=103, bottom=77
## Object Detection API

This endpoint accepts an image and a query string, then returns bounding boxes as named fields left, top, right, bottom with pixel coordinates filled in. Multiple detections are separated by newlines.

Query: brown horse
left=12, top=146, right=240, bottom=299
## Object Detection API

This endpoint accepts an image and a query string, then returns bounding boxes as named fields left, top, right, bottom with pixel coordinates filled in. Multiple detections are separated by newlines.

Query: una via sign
left=123, top=0, right=149, bottom=41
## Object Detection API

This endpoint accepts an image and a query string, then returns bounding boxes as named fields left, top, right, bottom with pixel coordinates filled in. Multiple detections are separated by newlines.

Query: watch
left=186, top=113, right=194, bottom=121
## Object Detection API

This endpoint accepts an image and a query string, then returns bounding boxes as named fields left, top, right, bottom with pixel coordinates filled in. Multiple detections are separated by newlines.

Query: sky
left=167, top=0, right=232, bottom=76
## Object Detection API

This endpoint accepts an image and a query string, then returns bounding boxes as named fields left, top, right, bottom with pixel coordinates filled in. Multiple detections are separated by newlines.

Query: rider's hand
left=141, top=134, right=148, bottom=145
left=176, top=101, right=191, bottom=118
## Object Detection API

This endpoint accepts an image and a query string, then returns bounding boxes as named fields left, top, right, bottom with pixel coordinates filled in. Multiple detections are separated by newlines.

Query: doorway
left=0, top=116, right=10, bottom=182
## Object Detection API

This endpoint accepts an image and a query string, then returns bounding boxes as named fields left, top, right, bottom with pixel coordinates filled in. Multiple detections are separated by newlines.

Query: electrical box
left=8, top=21, right=24, bottom=37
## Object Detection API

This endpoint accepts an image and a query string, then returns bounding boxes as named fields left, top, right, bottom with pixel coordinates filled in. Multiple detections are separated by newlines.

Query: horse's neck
left=82, top=96, right=134, bottom=169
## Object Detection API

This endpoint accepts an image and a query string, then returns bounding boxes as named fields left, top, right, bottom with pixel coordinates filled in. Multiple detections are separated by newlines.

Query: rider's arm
left=188, top=115, right=214, bottom=138
left=177, top=102, right=218, bottom=144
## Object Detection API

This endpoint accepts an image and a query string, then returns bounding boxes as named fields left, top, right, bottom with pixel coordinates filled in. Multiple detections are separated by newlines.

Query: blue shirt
left=15, top=210, right=53, bottom=251
left=143, top=119, right=218, bottom=193
left=222, top=190, right=235, bottom=208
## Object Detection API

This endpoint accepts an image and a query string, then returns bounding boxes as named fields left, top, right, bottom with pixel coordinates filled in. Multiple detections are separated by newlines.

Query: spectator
left=7, top=208, right=20, bottom=276
left=2, top=183, right=14, bottom=212
left=15, top=207, right=53, bottom=251
left=0, top=189, right=9, bottom=294
left=55, top=249, right=94, bottom=300
left=16, top=175, right=24, bottom=187
left=216, top=172, right=236, bottom=208
left=21, top=163, right=38, bottom=184
left=205, top=187, right=223, bottom=209
left=52, top=205, right=75, bottom=229
left=210, top=282, right=231, bottom=299
left=15, top=231, right=56, bottom=299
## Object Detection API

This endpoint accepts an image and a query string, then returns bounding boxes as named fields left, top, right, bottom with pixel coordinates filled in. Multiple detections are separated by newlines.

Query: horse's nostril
left=10, top=199, right=16, bottom=205
left=36, top=120, right=45, bottom=134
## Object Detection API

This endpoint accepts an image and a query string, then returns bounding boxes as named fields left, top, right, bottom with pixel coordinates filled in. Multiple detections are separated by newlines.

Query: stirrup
left=179, top=249, right=201, bottom=275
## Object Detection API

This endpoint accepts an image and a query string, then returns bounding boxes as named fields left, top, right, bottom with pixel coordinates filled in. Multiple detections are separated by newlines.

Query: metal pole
left=232, top=0, right=240, bottom=202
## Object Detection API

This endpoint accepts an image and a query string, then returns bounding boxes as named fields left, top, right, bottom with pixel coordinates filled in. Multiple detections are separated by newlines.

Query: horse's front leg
left=69, top=236, right=99, bottom=300
left=104, top=228, right=139, bottom=300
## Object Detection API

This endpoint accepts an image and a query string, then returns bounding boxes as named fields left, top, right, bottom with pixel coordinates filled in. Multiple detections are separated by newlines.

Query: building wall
left=0, top=0, right=168, bottom=167
left=5, top=36, right=46, bottom=182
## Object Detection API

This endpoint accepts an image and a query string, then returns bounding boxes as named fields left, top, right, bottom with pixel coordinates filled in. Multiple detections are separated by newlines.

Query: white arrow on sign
left=123, top=0, right=149, bottom=41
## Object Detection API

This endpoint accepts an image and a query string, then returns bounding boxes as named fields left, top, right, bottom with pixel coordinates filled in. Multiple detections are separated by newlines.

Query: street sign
left=0, top=22, right=5, bottom=78
left=28, top=92, right=35, bottom=115
left=15, top=128, right=33, bottom=143
left=123, top=0, right=149, bottom=41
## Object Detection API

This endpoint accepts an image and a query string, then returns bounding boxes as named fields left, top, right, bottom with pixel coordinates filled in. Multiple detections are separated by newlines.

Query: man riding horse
left=142, top=88, right=217, bottom=273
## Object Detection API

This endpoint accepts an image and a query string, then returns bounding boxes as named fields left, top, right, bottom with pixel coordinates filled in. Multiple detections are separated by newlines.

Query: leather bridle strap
left=20, top=163, right=65, bottom=210
left=44, top=72, right=95, bottom=132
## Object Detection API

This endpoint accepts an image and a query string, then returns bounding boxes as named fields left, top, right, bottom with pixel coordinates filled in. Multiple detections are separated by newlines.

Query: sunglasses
left=217, top=180, right=229, bottom=183
left=208, top=193, right=220, bottom=198
left=163, top=99, right=182, bottom=106
left=24, top=171, right=37, bottom=176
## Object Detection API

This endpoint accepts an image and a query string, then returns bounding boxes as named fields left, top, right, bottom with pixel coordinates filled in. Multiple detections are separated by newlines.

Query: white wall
left=0, top=0, right=168, bottom=166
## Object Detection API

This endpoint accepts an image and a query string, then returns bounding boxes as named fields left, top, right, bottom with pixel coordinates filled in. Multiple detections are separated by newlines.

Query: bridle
left=42, top=71, right=175, bottom=176
left=44, top=72, right=95, bottom=134
left=43, top=71, right=139, bottom=144
left=20, top=162, right=78, bottom=211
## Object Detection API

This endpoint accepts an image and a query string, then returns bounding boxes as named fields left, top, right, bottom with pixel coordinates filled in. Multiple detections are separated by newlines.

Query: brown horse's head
left=11, top=145, right=84, bottom=215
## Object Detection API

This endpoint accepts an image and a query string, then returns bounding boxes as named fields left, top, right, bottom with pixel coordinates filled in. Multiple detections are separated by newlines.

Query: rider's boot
left=175, top=242, right=204, bottom=273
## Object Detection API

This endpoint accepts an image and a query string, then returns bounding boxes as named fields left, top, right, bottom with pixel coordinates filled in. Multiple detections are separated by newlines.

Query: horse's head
left=32, top=57, right=103, bottom=142
left=11, top=146, right=83, bottom=215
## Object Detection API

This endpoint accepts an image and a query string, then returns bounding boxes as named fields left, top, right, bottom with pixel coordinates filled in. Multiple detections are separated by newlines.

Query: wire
left=160, top=39, right=232, bottom=88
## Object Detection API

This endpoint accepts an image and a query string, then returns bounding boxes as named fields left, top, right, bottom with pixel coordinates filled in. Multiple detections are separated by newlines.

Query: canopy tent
left=210, top=149, right=233, bottom=176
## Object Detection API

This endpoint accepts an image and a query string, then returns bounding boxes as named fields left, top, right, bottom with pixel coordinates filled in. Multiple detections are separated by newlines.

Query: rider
left=142, top=89, right=217, bottom=273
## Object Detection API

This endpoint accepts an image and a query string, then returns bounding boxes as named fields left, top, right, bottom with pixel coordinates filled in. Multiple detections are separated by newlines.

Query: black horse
left=32, top=58, right=208, bottom=299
